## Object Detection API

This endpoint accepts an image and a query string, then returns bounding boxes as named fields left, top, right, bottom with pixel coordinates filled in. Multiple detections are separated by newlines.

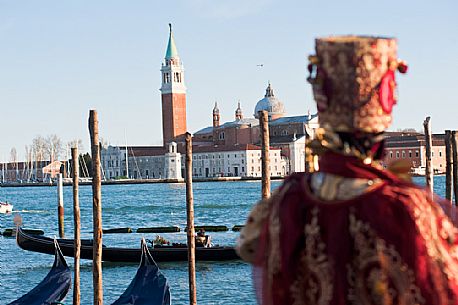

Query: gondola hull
left=17, top=228, right=239, bottom=263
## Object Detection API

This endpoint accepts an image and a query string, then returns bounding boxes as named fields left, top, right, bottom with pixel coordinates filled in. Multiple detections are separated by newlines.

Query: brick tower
left=160, top=24, right=187, bottom=146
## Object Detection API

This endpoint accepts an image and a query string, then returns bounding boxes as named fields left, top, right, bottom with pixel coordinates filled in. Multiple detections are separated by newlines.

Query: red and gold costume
left=237, top=36, right=458, bottom=305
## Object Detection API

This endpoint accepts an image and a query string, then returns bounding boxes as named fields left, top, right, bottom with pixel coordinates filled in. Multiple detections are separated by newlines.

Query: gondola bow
left=111, top=238, right=171, bottom=305
left=9, top=234, right=71, bottom=305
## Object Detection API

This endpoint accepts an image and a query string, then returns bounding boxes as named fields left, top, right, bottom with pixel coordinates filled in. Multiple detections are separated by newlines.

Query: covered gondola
left=16, top=227, right=239, bottom=263
left=8, top=237, right=71, bottom=305
left=112, top=238, right=171, bottom=305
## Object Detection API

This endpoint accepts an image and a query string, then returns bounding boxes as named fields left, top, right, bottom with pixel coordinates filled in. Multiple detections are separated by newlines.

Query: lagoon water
left=0, top=176, right=446, bottom=304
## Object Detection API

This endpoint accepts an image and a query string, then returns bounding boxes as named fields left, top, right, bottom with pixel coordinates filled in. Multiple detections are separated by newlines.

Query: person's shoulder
left=283, top=172, right=306, bottom=184
left=276, top=172, right=306, bottom=195
left=378, top=180, right=445, bottom=215
left=380, top=180, right=428, bottom=203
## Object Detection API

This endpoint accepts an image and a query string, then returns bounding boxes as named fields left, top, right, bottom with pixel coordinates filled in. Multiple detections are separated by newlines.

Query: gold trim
left=290, top=208, right=334, bottom=305
left=347, top=212, right=424, bottom=305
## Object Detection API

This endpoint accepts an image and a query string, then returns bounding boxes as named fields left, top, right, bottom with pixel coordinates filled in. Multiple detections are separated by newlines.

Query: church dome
left=254, top=83, right=286, bottom=120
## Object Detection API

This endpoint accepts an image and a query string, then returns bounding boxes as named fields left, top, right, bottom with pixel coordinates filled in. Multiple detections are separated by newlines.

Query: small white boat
left=0, top=201, right=13, bottom=213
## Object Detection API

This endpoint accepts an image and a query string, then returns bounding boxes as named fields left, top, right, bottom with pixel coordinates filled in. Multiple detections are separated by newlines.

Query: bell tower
left=213, top=102, right=220, bottom=128
left=160, top=24, right=187, bottom=146
left=235, top=102, right=243, bottom=120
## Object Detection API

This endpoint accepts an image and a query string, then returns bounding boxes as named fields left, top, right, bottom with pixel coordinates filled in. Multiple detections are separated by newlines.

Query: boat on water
left=7, top=239, right=71, bottom=305
left=0, top=201, right=13, bottom=213
left=16, top=227, right=239, bottom=263
left=112, top=238, right=171, bottom=305
left=10, top=233, right=171, bottom=305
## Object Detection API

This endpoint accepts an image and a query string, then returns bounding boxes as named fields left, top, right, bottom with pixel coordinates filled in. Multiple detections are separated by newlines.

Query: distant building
left=100, top=26, right=319, bottom=179
left=192, top=144, right=286, bottom=178
left=384, top=132, right=446, bottom=174
left=161, top=24, right=187, bottom=146
left=101, top=145, right=126, bottom=178
left=194, top=84, right=319, bottom=173
left=0, top=160, right=64, bottom=183
left=102, top=143, right=285, bottom=179
left=270, top=134, right=308, bottom=173
left=101, top=143, right=182, bottom=180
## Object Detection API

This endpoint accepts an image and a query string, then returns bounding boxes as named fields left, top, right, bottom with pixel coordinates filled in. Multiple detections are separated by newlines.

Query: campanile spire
left=165, top=23, right=179, bottom=60
left=160, top=24, right=187, bottom=146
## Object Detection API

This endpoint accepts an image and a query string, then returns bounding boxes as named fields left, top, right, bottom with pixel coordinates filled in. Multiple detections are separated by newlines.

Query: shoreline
left=0, top=176, right=284, bottom=188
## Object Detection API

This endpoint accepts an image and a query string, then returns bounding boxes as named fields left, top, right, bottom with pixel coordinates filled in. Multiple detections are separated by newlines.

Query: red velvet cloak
left=254, top=153, right=458, bottom=305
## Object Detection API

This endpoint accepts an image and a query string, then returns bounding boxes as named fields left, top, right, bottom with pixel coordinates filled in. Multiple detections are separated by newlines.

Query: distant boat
left=7, top=238, right=71, bottom=305
left=0, top=201, right=13, bottom=214
left=17, top=227, right=239, bottom=263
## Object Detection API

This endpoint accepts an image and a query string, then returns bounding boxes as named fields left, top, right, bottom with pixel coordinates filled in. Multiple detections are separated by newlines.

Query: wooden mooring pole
left=89, top=110, right=103, bottom=305
left=445, top=130, right=453, bottom=202
left=185, top=132, right=197, bottom=305
left=259, top=110, right=271, bottom=199
left=452, top=131, right=458, bottom=205
left=71, top=147, right=81, bottom=305
left=423, top=117, right=433, bottom=199
left=57, top=173, right=65, bottom=238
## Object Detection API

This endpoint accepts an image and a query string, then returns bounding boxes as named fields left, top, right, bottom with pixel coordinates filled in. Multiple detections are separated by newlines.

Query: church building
left=101, top=25, right=318, bottom=180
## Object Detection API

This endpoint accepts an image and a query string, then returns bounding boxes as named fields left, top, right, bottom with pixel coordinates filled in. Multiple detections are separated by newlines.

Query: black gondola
left=111, top=238, right=171, bottom=305
left=8, top=237, right=71, bottom=305
left=16, top=227, right=239, bottom=263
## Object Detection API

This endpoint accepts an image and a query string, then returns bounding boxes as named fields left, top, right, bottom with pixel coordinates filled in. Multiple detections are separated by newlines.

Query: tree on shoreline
left=31, top=134, right=64, bottom=161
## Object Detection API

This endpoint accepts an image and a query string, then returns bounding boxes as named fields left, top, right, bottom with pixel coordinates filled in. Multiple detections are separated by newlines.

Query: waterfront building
left=270, top=133, right=308, bottom=173
left=101, top=144, right=183, bottom=180
left=102, top=25, right=187, bottom=180
left=0, top=160, right=63, bottom=183
left=383, top=132, right=446, bottom=174
left=100, top=26, right=318, bottom=179
left=102, top=142, right=285, bottom=179
left=193, top=84, right=319, bottom=173
left=164, top=142, right=182, bottom=179
left=100, top=145, right=125, bottom=178
left=192, top=144, right=286, bottom=178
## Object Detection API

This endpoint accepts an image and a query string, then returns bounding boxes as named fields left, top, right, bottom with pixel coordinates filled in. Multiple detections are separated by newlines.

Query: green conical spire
left=165, top=23, right=179, bottom=59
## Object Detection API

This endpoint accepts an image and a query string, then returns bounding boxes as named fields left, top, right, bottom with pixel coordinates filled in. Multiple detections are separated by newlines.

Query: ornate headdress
left=306, top=36, right=407, bottom=164
left=308, top=35, right=407, bottom=133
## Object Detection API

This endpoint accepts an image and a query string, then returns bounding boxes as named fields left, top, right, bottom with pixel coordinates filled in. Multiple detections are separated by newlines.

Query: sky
left=0, top=0, right=457, bottom=162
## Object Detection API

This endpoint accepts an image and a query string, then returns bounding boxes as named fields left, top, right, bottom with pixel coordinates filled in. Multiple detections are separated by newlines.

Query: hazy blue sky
left=1, top=0, right=457, bottom=161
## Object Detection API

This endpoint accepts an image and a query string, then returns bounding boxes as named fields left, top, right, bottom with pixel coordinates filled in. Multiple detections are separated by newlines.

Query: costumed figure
left=236, top=36, right=458, bottom=305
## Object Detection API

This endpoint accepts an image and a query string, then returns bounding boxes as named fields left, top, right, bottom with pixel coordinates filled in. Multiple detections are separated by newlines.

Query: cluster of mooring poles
left=423, top=116, right=458, bottom=204
left=58, top=110, right=101, bottom=305
left=56, top=109, right=274, bottom=305
left=62, top=111, right=458, bottom=305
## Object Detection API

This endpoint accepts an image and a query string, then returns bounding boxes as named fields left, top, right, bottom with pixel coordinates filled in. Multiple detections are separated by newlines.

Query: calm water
left=0, top=176, right=446, bottom=304
left=0, top=180, right=283, bottom=304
